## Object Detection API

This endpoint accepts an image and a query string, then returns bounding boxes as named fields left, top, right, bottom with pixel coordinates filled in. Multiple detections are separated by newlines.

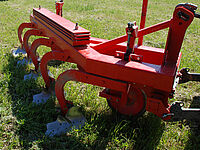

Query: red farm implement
left=16, top=0, right=200, bottom=136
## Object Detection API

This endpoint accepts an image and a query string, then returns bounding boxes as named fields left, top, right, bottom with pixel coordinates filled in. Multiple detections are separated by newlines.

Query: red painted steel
left=105, top=85, right=146, bottom=116
left=29, top=38, right=61, bottom=71
left=138, top=0, right=148, bottom=46
left=55, top=70, right=128, bottom=114
left=92, top=35, right=128, bottom=51
left=163, top=7, right=194, bottom=65
left=40, top=51, right=68, bottom=89
left=17, top=1, right=196, bottom=120
left=23, top=29, right=45, bottom=57
left=137, top=20, right=171, bottom=37
left=33, top=8, right=90, bottom=46
left=55, top=1, right=64, bottom=16
left=18, top=23, right=36, bottom=49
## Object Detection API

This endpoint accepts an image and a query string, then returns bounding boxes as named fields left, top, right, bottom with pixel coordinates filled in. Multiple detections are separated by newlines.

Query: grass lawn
left=0, top=0, right=200, bottom=149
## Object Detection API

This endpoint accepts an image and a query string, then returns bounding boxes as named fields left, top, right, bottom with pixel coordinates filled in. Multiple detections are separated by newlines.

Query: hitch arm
left=170, top=101, right=200, bottom=121
left=179, top=68, right=200, bottom=84
left=195, top=13, right=200, bottom=18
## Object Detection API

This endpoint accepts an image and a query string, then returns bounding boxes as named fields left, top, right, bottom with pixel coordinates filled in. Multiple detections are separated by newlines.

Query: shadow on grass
left=82, top=112, right=165, bottom=149
left=2, top=54, right=86, bottom=149
left=184, top=96, right=200, bottom=150
left=3, top=54, right=165, bottom=149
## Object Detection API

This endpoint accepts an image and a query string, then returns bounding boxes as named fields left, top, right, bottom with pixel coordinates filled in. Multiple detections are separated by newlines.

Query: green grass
left=0, top=0, right=200, bottom=149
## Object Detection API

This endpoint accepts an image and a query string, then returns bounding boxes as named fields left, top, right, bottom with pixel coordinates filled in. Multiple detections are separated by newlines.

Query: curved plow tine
left=23, top=29, right=46, bottom=57
left=48, top=69, right=127, bottom=137
left=55, top=70, right=76, bottom=115
left=55, top=70, right=127, bottom=115
left=45, top=70, right=87, bottom=137
left=33, top=51, right=68, bottom=105
left=24, top=38, right=59, bottom=80
left=40, top=51, right=68, bottom=89
left=18, top=22, right=35, bottom=48
left=17, top=29, right=46, bottom=66
left=24, top=38, right=56, bottom=80
left=24, top=38, right=52, bottom=80
left=29, top=38, right=54, bottom=71
left=13, top=23, right=35, bottom=57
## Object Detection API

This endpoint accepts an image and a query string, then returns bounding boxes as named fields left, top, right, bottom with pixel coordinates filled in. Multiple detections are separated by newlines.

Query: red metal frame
left=29, top=38, right=61, bottom=71
left=55, top=70, right=128, bottom=114
left=23, top=29, right=46, bottom=57
left=138, top=0, right=148, bottom=46
left=40, top=51, right=69, bottom=89
left=18, top=23, right=36, bottom=49
left=17, top=1, right=195, bottom=121
left=55, top=0, right=64, bottom=17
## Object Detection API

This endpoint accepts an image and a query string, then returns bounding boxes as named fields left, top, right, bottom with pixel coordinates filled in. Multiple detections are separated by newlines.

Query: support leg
left=23, top=29, right=46, bottom=57
left=46, top=70, right=127, bottom=136
left=40, top=51, right=68, bottom=89
left=55, top=70, right=127, bottom=115
left=33, top=51, right=69, bottom=104
left=18, top=22, right=36, bottom=49
left=17, top=29, right=46, bottom=66
left=25, top=38, right=62, bottom=80
left=29, top=38, right=54, bottom=71
left=13, top=23, right=36, bottom=57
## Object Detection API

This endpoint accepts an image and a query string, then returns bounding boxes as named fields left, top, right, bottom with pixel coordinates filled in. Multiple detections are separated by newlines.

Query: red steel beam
left=138, top=0, right=148, bottom=46
left=91, top=35, right=128, bottom=51
left=163, top=7, right=194, bottom=65
left=137, top=20, right=171, bottom=37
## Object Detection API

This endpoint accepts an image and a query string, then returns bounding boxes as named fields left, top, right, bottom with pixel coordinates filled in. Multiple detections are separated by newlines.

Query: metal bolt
left=75, top=23, right=78, bottom=30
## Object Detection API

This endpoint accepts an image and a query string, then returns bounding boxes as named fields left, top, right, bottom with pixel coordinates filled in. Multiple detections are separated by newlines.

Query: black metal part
left=195, top=13, right=200, bottom=19
left=177, top=11, right=190, bottom=21
left=169, top=101, right=200, bottom=121
left=124, top=34, right=132, bottom=61
left=176, top=3, right=196, bottom=13
left=179, top=68, right=200, bottom=84
left=124, top=22, right=134, bottom=61
left=127, top=22, right=134, bottom=28
left=75, top=23, right=78, bottom=30
left=176, top=3, right=200, bottom=19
